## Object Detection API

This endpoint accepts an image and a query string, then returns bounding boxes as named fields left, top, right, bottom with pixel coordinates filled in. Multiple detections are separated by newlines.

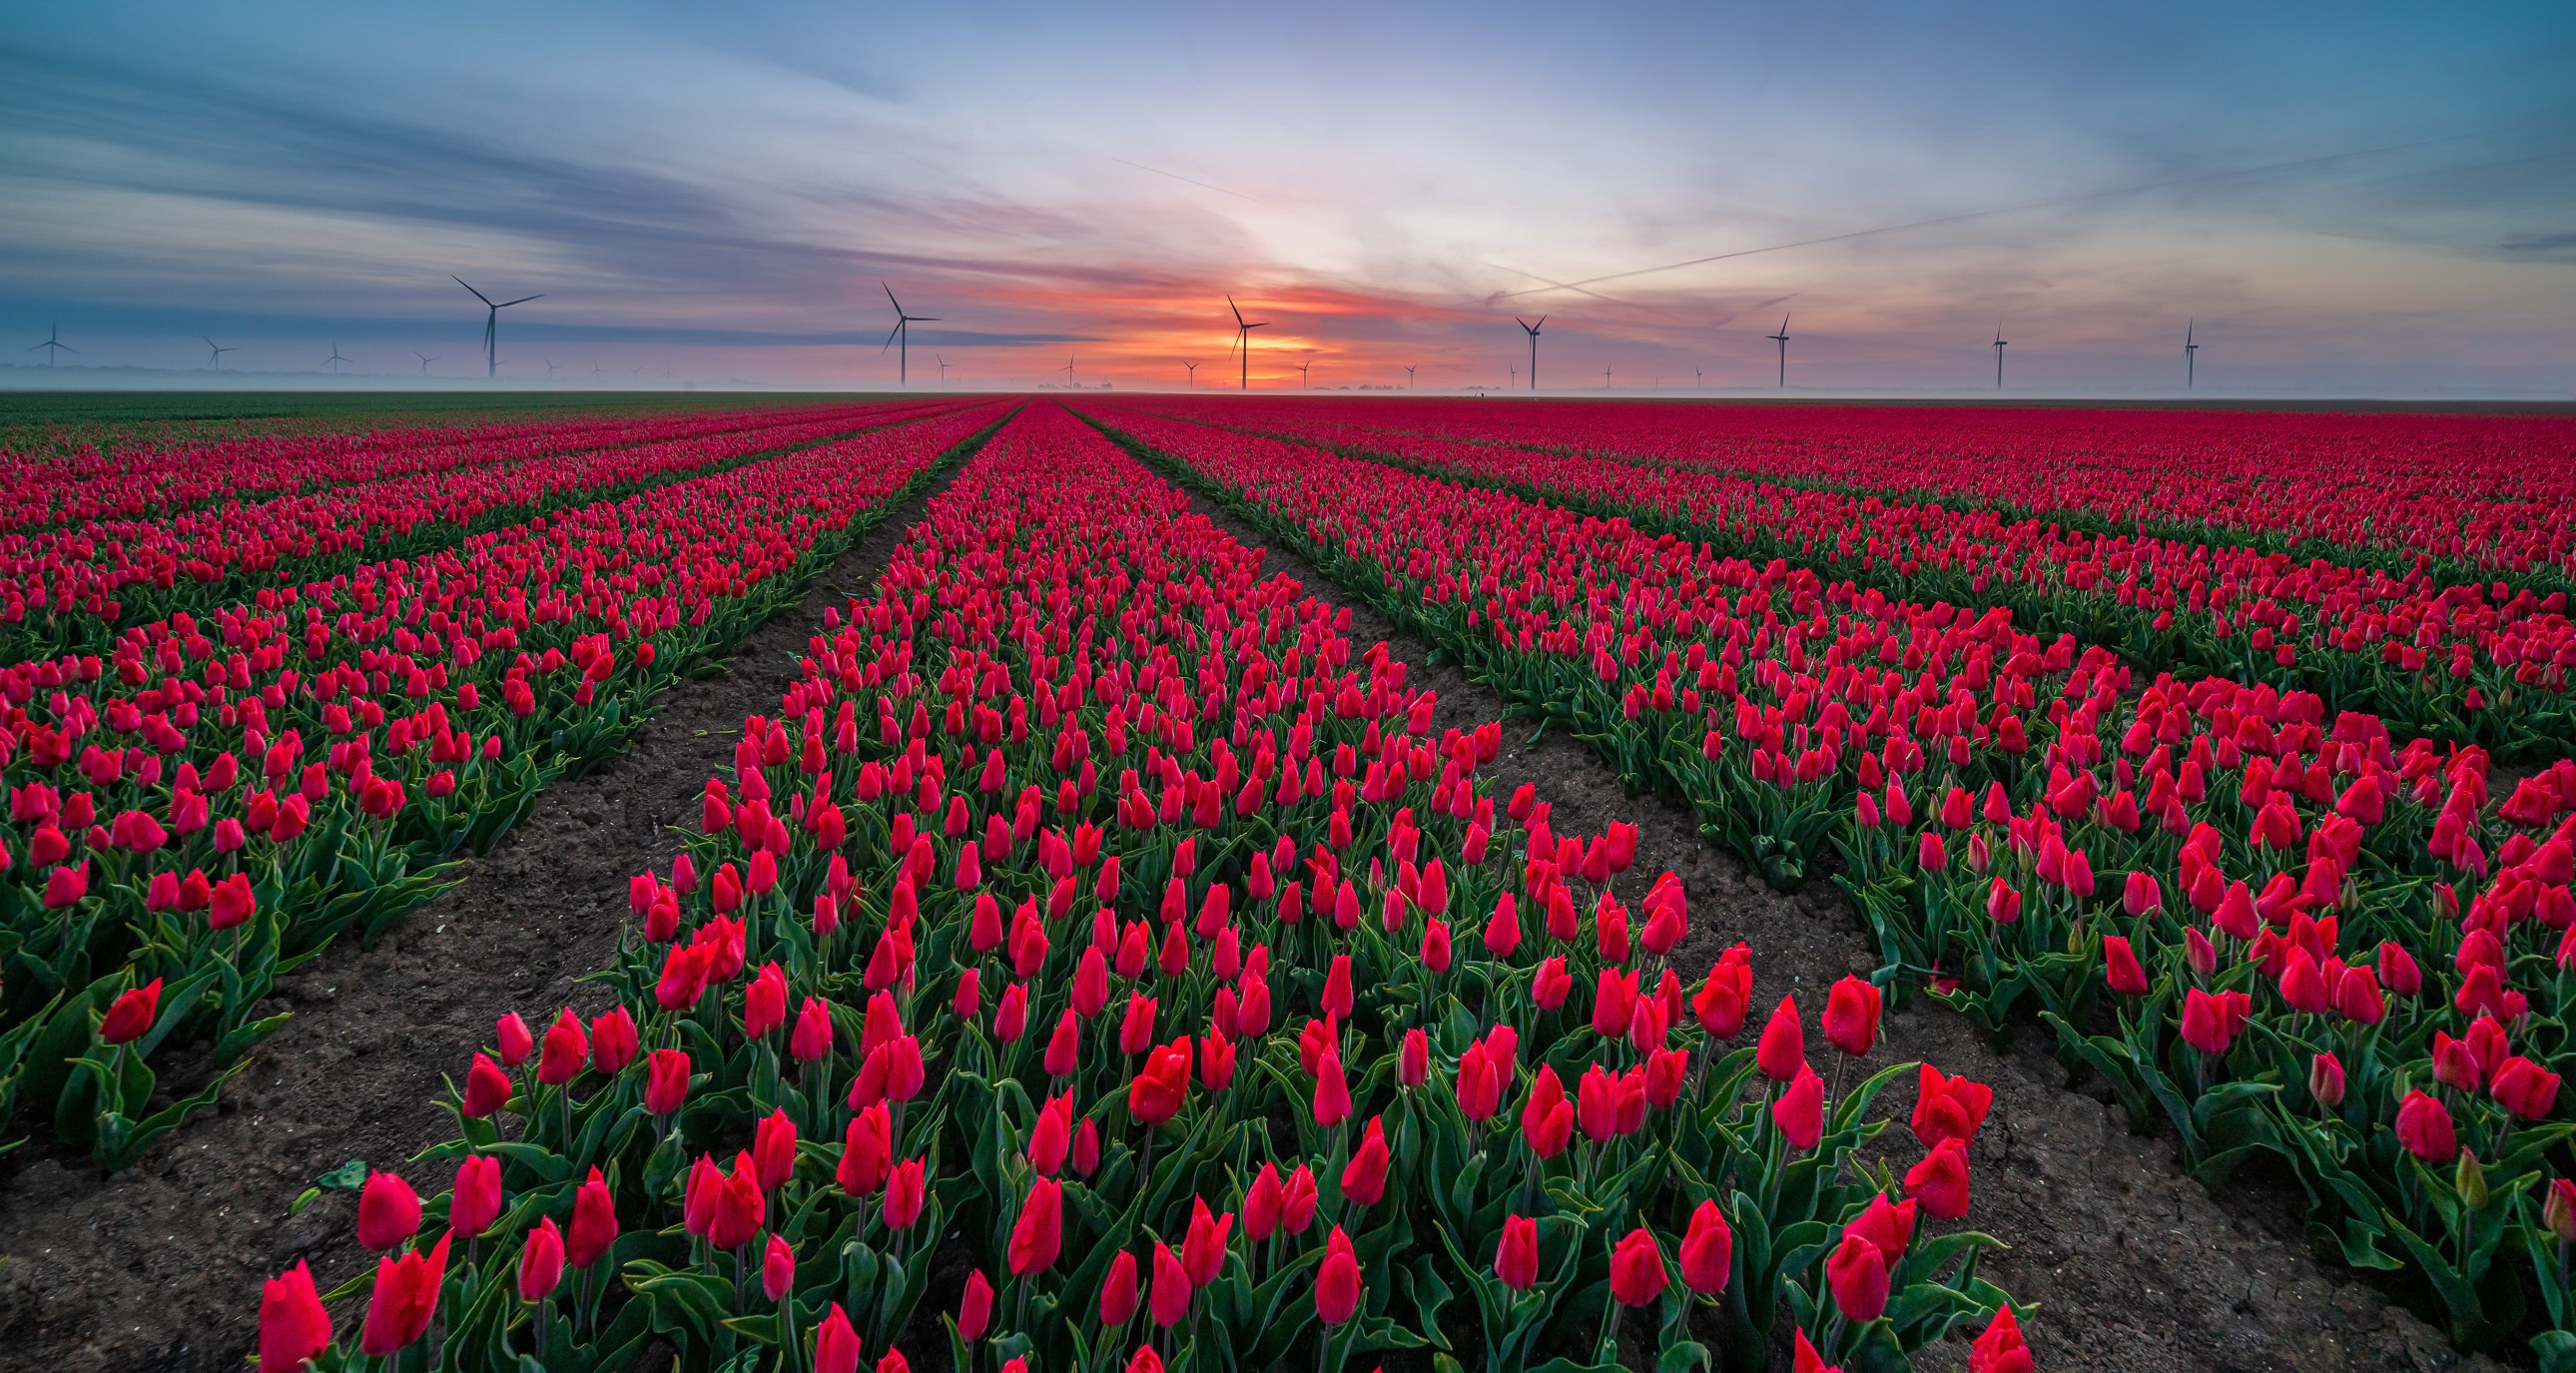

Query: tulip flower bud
left=1494, top=1213, right=1540, bottom=1290
left=1400, top=1028, right=1429, bottom=1088
left=1100, top=1249, right=1141, bottom=1326
left=356, top=1170, right=422, bottom=1252
left=2456, top=1148, right=2490, bottom=1211
left=2308, top=1050, right=2346, bottom=1108
left=764, top=1232, right=798, bottom=1304
left=1314, top=1226, right=1362, bottom=1324
left=2545, top=1178, right=2576, bottom=1243
left=568, top=1166, right=618, bottom=1269
left=518, top=1216, right=566, bottom=1303
left=958, top=1268, right=994, bottom=1341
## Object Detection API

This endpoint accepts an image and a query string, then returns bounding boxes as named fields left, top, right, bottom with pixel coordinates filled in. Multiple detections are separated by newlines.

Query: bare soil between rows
left=0, top=463, right=966, bottom=1373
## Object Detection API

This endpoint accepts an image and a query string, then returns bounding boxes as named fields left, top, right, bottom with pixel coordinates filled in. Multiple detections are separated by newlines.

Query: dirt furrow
left=1158, top=477, right=2492, bottom=1373
left=0, top=457, right=973, bottom=1373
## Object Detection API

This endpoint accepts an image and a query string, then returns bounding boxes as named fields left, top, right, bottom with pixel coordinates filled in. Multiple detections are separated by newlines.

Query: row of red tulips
left=1080, top=404, right=2576, bottom=1366
left=247, top=402, right=2030, bottom=1373
left=1, top=398, right=967, bottom=659
left=1132, top=400, right=2576, bottom=759
left=1156, top=397, right=2576, bottom=585
left=0, top=398, right=913, bottom=536
left=0, top=402, right=1011, bottom=1170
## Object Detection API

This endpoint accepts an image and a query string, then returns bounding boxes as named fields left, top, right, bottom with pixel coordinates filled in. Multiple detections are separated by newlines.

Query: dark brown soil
left=0, top=464, right=964, bottom=1373
left=1163, top=483, right=2502, bottom=1373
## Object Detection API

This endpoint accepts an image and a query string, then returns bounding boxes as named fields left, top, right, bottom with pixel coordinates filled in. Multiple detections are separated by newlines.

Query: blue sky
left=3, top=1, right=2572, bottom=392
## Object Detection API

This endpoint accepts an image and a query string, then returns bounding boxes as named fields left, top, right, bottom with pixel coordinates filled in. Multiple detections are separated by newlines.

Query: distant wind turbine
left=322, top=342, right=351, bottom=373
left=1767, top=315, right=1791, bottom=387
left=1694, top=366, right=1703, bottom=387
left=415, top=350, right=438, bottom=375
left=544, top=358, right=560, bottom=376
left=454, top=277, right=541, bottom=378
left=1603, top=362, right=1612, bottom=389
left=1226, top=297, right=1268, bottom=390
left=204, top=338, right=239, bottom=369
left=1516, top=316, right=1545, bottom=389
left=1062, top=355, right=1077, bottom=387
left=1297, top=358, right=1313, bottom=389
left=1183, top=359, right=1199, bottom=388
left=1403, top=364, right=1416, bottom=389
left=881, top=284, right=939, bottom=386
left=2184, top=322, right=2199, bottom=388
left=592, top=361, right=604, bottom=378
left=1992, top=323, right=2008, bottom=388
left=26, top=322, right=74, bottom=366
left=936, top=352, right=951, bottom=385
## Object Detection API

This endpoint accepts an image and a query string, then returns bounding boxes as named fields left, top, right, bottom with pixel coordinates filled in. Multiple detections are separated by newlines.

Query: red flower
left=1773, top=1065, right=1824, bottom=1150
left=1678, top=1198, right=1732, bottom=1294
left=1968, top=1303, right=2034, bottom=1373
left=1008, top=1177, right=1063, bottom=1275
left=1150, top=1242, right=1191, bottom=1327
left=1822, top=977, right=1881, bottom=1057
left=98, top=978, right=161, bottom=1044
left=518, top=1216, right=566, bottom=1302
left=1130, top=1037, right=1191, bottom=1126
left=1494, top=1213, right=1539, bottom=1290
left=1341, top=1116, right=1391, bottom=1205
left=1315, top=1226, right=1362, bottom=1324
left=1608, top=1226, right=1667, bottom=1307
left=569, top=1166, right=618, bottom=1268
left=2102, top=936, right=2149, bottom=997
left=839, top=1103, right=892, bottom=1195
left=2395, top=1089, right=2458, bottom=1163
left=358, top=1230, right=450, bottom=1356
left=1824, top=1231, right=1888, bottom=1322
left=257, top=1259, right=331, bottom=1373
left=356, top=1170, right=421, bottom=1252
left=1911, top=1065, right=1993, bottom=1147
left=1907, top=1137, right=1972, bottom=1219
left=1755, top=995, right=1804, bottom=1081
left=1099, top=1249, right=1140, bottom=1325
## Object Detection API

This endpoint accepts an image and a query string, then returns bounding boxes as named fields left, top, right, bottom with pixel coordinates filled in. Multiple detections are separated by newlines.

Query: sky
left=2, top=1, right=2573, bottom=395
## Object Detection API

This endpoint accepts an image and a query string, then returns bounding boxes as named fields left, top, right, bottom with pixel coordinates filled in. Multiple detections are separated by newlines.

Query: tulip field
left=6, top=391, right=2573, bottom=1373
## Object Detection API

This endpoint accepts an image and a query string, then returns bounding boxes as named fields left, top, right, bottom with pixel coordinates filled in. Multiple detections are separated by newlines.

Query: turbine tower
left=1516, top=316, right=1545, bottom=390
left=881, top=284, right=939, bottom=386
left=1767, top=315, right=1791, bottom=387
left=2184, top=321, right=2199, bottom=388
left=1062, top=355, right=1077, bottom=387
left=1992, top=324, right=2008, bottom=389
left=323, top=342, right=351, bottom=374
left=1297, top=358, right=1312, bottom=389
left=415, top=350, right=438, bottom=375
left=1183, top=360, right=1199, bottom=388
left=1227, top=297, right=1268, bottom=390
left=454, top=277, right=541, bottom=377
left=1403, top=364, right=1416, bottom=389
left=1603, top=362, right=1612, bottom=389
left=26, top=323, right=74, bottom=366
left=204, top=338, right=238, bottom=369
left=936, top=353, right=951, bottom=386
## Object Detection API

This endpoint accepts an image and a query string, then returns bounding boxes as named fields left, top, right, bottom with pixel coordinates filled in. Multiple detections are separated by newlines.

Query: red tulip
left=1907, top=1137, right=1972, bottom=1219
left=1008, top=1177, right=1063, bottom=1275
left=1315, top=1226, right=1362, bottom=1324
left=1792, top=1328, right=1841, bottom=1373
left=98, top=978, right=162, bottom=1045
left=1755, top=995, right=1804, bottom=1081
left=754, top=1107, right=798, bottom=1191
left=744, top=962, right=788, bottom=1040
left=1678, top=1198, right=1732, bottom=1294
left=569, top=1165, right=619, bottom=1268
left=1182, top=1196, right=1231, bottom=1285
left=766, top=1233, right=798, bottom=1304
left=1822, top=977, right=1880, bottom=1057
left=1495, top=1213, right=1539, bottom=1290
left=1149, top=1241, right=1191, bottom=1327
left=1969, top=1303, right=2035, bottom=1373
left=2309, top=1051, right=2346, bottom=1108
left=1313, top=1044, right=1353, bottom=1126
left=358, top=1230, right=450, bottom=1356
left=1824, top=1231, right=1889, bottom=1322
left=791, top=996, right=835, bottom=1062
left=210, top=872, right=257, bottom=930
left=462, top=1051, right=512, bottom=1118
left=1242, top=1162, right=1285, bottom=1241
left=1341, top=1115, right=1390, bottom=1206
left=815, top=1303, right=862, bottom=1373
left=1100, top=1249, right=1141, bottom=1325
left=2102, top=936, right=2149, bottom=996
left=959, top=1268, right=993, bottom=1341
left=538, top=1008, right=587, bottom=1086
left=257, top=1259, right=331, bottom=1373
left=2493, top=1055, right=2562, bottom=1119
left=496, top=1012, right=535, bottom=1067
left=1130, top=1037, right=1191, bottom=1126
left=451, top=1153, right=502, bottom=1238
left=1281, top=1164, right=1320, bottom=1234
left=840, top=1103, right=892, bottom=1195
left=645, top=1046, right=691, bottom=1115
left=1400, top=1027, right=1429, bottom=1087
left=590, top=1007, right=639, bottom=1073
left=885, top=1156, right=927, bottom=1229
left=2396, top=1089, right=2458, bottom=1163
left=1522, top=1064, right=1575, bottom=1158
left=1912, top=1065, right=1993, bottom=1146
left=1773, top=1065, right=1823, bottom=1150
left=708, top=1150, right=766, bottom=1249
left=356, top=1170, right=421, bottom=1252
left=518, top=1216, right=566, bottom=1302
left=1608, top=1226, right=1666, bottom=1306
left=2179, top=987, right=2250, bottom=1056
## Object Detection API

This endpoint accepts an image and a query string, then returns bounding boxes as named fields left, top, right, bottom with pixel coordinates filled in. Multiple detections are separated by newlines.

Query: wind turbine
left=1296, top=358, right=1313, bottom=389
left=1403, top=364, right=1416, bottom=389
left=203, top=338, right=238, bottom=369
left=1992, top=324, right=2008, bottom=388
left=1603, top=362, right=1612, bottom=390
left=322, top=342, right=351, bottom=374
left=1227, top=297, right=1268, bottom=390
left=881, top=284, right=939, bottom=386
left=1767, top=315, right=1791, bottom=387
left=592, top=361, right=605, bottom=379
left=1694, top=366, right=1703, bottom=387
left=543, top=358, right=560, bottom=376
left=1062, top=355, right=1077, bottom=387
left=415, top=350, right=438, bottom=375
left=1516, top=316, right=1545, bottom=390
left=26, top=323, right=74, bottom=366
left=2184, top=322, right=2199, bottom=388
left=1184, top=360, right=1199, bottom=388
left=936, top=353, right=951, bottom=386
left=454, top=278, right=541, bottom=378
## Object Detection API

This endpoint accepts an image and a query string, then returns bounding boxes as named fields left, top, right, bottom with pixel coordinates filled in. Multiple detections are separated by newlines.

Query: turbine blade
left=498, top=295, right=543, bottom=308
left=883, top=324, right=903, bottom=351
left=885, top=283, right=903, bottom=312
left=453, top=276, right=494, bottom=306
